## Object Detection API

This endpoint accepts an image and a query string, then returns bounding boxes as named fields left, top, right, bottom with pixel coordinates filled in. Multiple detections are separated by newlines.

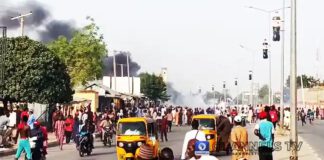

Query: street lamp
left=247, top=5, right=290, bottom=105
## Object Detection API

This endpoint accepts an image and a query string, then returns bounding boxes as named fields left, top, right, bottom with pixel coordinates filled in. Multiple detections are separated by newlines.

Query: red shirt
left=64, top=118, right=74, bottom=132
left=231, top=110, right=238, bottom=117
left=21, top=111, right=29, bottom=120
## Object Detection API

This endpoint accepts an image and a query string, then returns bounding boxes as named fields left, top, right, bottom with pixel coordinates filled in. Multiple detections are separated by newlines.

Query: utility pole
left=249, top=70, right=253, bottom=106
left=126, top=52, right=131, bottom=94
left=0, top=27, right=7, bottom=99
left=11, top=12, right=32, bottom=36
left=280, top=0, right=286, bottom=128
left=223, top=81, right=227, bottom=106
left=117, top=64, right=125, bottom=77
left=290, top=0, right=298, bottom=159
left=113, top=50, right=117, bottom=90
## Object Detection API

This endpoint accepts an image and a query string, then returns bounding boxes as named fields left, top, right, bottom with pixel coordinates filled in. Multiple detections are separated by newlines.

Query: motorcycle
left=26, top=136, right=46, bottom=160
left=103, top=126, right=114, bottom=147
left=78, top=132, right=92, bottom=157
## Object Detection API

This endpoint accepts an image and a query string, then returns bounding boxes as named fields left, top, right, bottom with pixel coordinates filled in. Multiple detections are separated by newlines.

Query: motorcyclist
left=99, top=116, right=113, bottom=141
left=30, top=121, right=44, bottom=160
left=80, top=119, right=95, bottom=149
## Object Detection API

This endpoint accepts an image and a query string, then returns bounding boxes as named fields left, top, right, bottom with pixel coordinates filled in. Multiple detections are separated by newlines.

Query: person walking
left=175, top=109, right=180, bottom=126
left=64, top=115, right=74, bottom=144
left=283, top=108, right=290, bottom=130
left=248, top=107, right=253, bottom=124
left=216, top=115, right=232, bottom=152
left=180, top=119, right=207, bottom=160
left=55, top=115, right=65, bottom=150
left=307, top=109, right=315, bottom=125
left=166, top=111, right=173, bottom=132
left=231, top=116, right=249, bottom=160
left=300, top=109, right=307, bottom=126
left=14, top=115, right=32, bottom=160
left=160, top=115, right=168, bottom=142
left=269, top=106, right=278, bottom=129
left=254, top=111, right=274, bottom=160
left=27, top=109, right=36, bottom=130
left=73, top=116, right=80, bottom=148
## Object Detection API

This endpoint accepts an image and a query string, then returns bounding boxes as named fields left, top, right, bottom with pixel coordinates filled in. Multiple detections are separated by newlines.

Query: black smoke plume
left=0, top=0, right=75, bottom=42
left=39, top=20, right=75, bottom=43
left=103, top=51, right=141, bottom=77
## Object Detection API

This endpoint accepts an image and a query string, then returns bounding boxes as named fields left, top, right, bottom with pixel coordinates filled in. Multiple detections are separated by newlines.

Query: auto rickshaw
left=192, top=115, right=217, bottom=154
left=116, top=117, right=159, bottom=160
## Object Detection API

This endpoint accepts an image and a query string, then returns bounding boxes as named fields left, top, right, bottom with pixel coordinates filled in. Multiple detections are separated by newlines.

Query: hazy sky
left=3, top=0, right=324, bottom=96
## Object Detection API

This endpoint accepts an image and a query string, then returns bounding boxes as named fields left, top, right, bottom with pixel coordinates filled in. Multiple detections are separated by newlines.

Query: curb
left=0, top=141, right=58, bottom=157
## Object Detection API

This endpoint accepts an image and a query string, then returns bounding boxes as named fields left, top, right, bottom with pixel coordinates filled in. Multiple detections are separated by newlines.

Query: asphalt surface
left=1, top=125, right=236, bottom=160
left=3, top=122, right=300, bottom=160
left=298, top=119, right=324, bottom=159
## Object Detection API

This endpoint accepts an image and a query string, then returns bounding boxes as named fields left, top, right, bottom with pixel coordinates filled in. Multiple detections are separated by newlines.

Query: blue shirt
left=28, top=114, right=36, bottom=130
left=255, top=119, right=274, bottom=148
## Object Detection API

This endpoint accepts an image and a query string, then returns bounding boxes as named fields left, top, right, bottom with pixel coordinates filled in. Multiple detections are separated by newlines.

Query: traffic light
left=272, top=16, right=281, bottom=41
left=273, top=27, right=280, bottom=41
left=249, top=71, right=252, bottom=80
left=235, top=80, right=238, bottom=86
left=263, top=49, right=268, bottom=59
left=263, top=40, right=268, bottom=59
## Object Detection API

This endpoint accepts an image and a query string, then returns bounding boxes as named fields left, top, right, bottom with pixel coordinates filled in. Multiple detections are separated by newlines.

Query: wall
left=297, top=87, right=324, bottom=108
left=74, top=90, right=99, bottom=112
left=103, top=76, right=141, bottom=95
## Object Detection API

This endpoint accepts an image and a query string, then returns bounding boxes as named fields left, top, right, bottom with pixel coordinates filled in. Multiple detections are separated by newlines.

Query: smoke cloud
left=103, top=51, right=141, bottom=77
left=0, top=0, right=75, bottom=42
left=39, top=20, right=75, bottom=43
left=167, top=82, right=184, bottom=104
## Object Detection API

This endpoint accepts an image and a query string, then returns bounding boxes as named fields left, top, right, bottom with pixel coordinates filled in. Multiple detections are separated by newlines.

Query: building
left=102, top=76, right=141, bottom=96
left=160, top=67, right=167, bottom=83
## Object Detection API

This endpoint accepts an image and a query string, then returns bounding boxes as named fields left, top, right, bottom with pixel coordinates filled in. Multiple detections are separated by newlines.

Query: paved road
left=298, top=119, right=324, bottom=159
left=2, top=125, right=236, bottom=160
left=1, top=123, right=265, bottom=160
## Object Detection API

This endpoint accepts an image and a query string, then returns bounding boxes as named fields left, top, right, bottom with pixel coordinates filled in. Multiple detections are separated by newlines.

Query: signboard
left=194, top=141, right=210, bottom=155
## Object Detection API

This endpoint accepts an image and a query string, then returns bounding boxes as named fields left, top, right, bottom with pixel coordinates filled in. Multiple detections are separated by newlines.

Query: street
left=1, top=124, right=261, bottom=160
left=298, top=119, right=324, bottom=158
left=3, top=121, right=324, bottom=160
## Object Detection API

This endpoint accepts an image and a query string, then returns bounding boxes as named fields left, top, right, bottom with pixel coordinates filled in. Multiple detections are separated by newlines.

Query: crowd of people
left=0, top=102, right=323, bottom=160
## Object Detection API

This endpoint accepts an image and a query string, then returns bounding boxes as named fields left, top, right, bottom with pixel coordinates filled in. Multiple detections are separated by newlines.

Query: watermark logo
left=195, top=141, right=210, bottom=155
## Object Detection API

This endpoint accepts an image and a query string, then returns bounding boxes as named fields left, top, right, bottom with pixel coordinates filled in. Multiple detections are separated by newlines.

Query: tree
left=48, top=17, right=107, bottom=87
left=203, top=91, right=232, bottom=104
left=0, top=36, right=73, bottom=107
left=258, top=85, right=269, bottom=101
left=140, top=73, right=170, bottom=103
left=286, top=75, right=321, bottom=88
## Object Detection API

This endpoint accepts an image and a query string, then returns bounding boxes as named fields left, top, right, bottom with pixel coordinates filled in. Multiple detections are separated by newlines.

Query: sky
left=2, top=0, right=324, bottom=96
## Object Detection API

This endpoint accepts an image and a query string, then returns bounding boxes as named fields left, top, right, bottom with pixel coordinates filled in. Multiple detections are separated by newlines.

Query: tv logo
left=195, top=141, right=210, bottom=155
